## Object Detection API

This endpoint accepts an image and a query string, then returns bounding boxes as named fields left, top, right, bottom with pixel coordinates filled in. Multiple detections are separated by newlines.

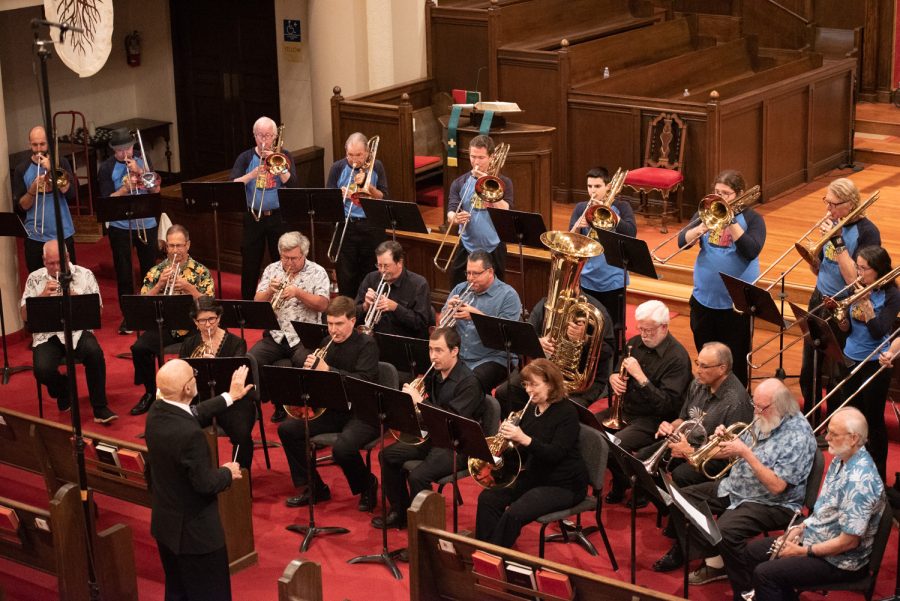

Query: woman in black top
left=475, top=358, right=588, bottom=548
left=178, top=297, right=255, bottom=470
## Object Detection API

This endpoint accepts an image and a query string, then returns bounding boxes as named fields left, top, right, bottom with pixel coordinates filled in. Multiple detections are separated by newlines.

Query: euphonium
left=602, top=345, right=631, bottom=430
left=468, top=397, right=531, bottom=489
left=540, top=231, right=607, bottom=393
left=358, top=274, right=390, bottom=335
left=284, top=339, right=334, bottom=420
left=163, top=256, right=181, bottom=296
left=390, top=363, right=434, bottom=446
left=642, top=409, right=708, bottom=475
left=583, top=168, right=628, bottom=232
left=687, top=419, right=759, bottom=480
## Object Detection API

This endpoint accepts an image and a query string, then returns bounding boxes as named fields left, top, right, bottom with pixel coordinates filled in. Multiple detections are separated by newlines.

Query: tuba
left=540, top=231, right=607, bottom=393
left=583, top=168, right=628, bottom=232
left=284, top=339, right=333, bottom=420
left=687, top=419, right=759, bottom=480
left=468, top=397, right=531, bottom=489
left=642, top=409, right=708, bottom=475
left=602, top=345, right=631, bottom=430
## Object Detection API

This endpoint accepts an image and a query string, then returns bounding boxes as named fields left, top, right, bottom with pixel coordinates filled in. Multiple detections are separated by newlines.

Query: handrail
left=763, top=0, right=812, bottom=25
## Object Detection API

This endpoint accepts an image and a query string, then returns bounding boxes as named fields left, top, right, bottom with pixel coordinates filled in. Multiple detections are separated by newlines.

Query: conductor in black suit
left=145, top=359, right=254, bottom=601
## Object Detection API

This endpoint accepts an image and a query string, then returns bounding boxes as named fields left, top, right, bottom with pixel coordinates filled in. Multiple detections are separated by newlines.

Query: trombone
left=650, top=185, right=761, bottom=264
left=751, top=214, right=831, bottom=291
left=35, top=134, right=70, bottom=236
left=328, top=135, right=379, bottom=263
left=576, top=168, right=628, bottom=234
left=795, top=191, right=879, bottom=271
left=249, top=124, right=286, bottom=222
left=135, top=129, right=159, bottom=190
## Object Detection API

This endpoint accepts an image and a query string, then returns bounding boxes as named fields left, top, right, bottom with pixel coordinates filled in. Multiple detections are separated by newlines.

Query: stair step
left=856, top=119, right=900, bottom=138
left=854, top=148, right=900, bottom=167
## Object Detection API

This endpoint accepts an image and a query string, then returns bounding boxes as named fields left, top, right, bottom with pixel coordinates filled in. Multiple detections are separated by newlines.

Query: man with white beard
left=652, top=378, right=816, bottom=601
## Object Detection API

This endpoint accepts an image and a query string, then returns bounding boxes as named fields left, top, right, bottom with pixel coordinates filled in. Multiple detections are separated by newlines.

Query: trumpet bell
left=467, top=437, right=521, bottom=489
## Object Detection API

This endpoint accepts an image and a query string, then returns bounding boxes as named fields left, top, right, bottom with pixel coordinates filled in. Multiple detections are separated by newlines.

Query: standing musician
left=677, top=169, right=766, bottom=386
left=834, top=246, right=900, bottom=482
left=98, top=127, right=161, bottom=334
left=327, top=132, right=389, bottom=297
left=597, top=299, right=691, bottom=506
left=475, top=359, right=588, bottom=548
left=129, top=225, right=214, bottom=416
left=178, top=297, right=255, bottom=471
left=441, top=250, right=523, bottom=395
left=13, top=126, right=77, bottom=272
left=374, top=327, right=483, bottom=530
left=800, top=178, right=881, bottom=415
left=20, top=240, right=117, bottom=424
left=741, top=407, right=885, bottom=601
left=231, top=116, right=298, bottom=301
left=354, top=240, right=434, bottom=340
left=249, top=231, right=330, bottom=423
left=278, top=296, right=380, bottom=512
left=652, top=379, right=816, bottom=596
left=568, top=166, right=637, bottom=341
left=446, top=135, right=514, bottom=286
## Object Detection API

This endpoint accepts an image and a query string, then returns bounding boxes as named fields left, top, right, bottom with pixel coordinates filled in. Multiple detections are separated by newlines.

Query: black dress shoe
left=605, top=485, right=626, bottom=504
left=358, top=475, right=378, bottom=512
left=129, top=392, right=155, bottom=416
left=271, top=405, right=287, bottom=423
left=286, top=485, right=331, bottom=507
left=652, top=545, right=684, bottom=572
left=626, top=492, right=649, bottom=509
left=371, top=510, right=407, bottom=530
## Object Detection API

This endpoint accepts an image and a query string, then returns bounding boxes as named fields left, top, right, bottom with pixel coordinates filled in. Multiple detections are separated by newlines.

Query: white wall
left=275, top=0, right=315, bottom=151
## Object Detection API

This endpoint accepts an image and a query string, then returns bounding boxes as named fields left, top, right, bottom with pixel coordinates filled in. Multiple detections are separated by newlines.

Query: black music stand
left=279, top=188, right=344, bottom=263
left=790, top=302, right=844, bottom=427
left=119, top=294, right=195, bottom=370
left=181, top=181, right=246, bottom=294
left=487, top=207, right=547, bottom=316
left=218, top=300, right=279, bottom=341
left=343, top=376, right=422, bottom=580
left=593, top=228, right=659, bottom=358
left=418, top=402, right=494, bottom=533
left=95, top=193, right=162, bottom=294
left=264, top=365, right=350, bottom=551
left=470, top=313, right=544, bottom=386
left=722, top=273, right=787, bottom=386
left=291, top=321, right=329, bottom=351
left=605, top=437, right=673, bottom=585
left=661, top=473, right=722, bottom=598
left=375, top=332, right=430, bottom=382
left=0, top=213, right=30, bottom=384
left=360, top=198, right=429, bottom=241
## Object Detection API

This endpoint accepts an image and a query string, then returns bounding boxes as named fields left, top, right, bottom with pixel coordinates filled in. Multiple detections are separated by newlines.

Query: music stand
left=181, top=181, right=246, bottom=293
left=470, top=313, right=544, bottom=387
left=418, top=402, right=494, bottom=533
left=360, top=198, right=429, bottom=241
left=0, top=213, right=30, bottom=384
left=278, top=188, right=344, bottom=263
left=790, top=302, right=844, bottom=427
left=487, top=207, right=547, bottom=317
left=722, top=273, right=786, bottom=386
left=291, top=321, right=329, bottom=351
left=264, top=365, right=350, bottom=551
left=592, top=228, right=659, bottom=358
left=218, top=300, right=279, bottom=341
left=95, top=193, right=162, bottom=294
left=375, top=332, right=430, bottom=380
left=660, top=472, right=722, bottom=598
left=343, top=376, right=422, bottom=580
left=119, top=295, right=195, bottom=370
left=572, top=400, right=605, bottom=432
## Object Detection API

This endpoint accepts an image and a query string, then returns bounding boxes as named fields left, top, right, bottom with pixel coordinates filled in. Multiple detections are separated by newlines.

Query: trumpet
left=650, top=185, right=761, bottom=264
left=468, top=396, right=531, bottom=489
left=327, top=136, right=379, bottom=263
left=390, top=363, right=435, bottom=446
left=642, top=409, right=708, bottom=475
left=742, top=510, right=803, bottom=601
left=270, top=272, right=296, bottom=311
left=795, top=191, right=879, bottom=271
left=602, top=345, right=630, bottom=430
left=163, top=255, right=181, bottom=296
left=686, top=418, right=759, bottom=480
left=439, top=283, right=476, bottom=329
left=45, top=271, right=62, bottom=296
left=284, top=339, right=334, bottom=420
left=358, top=274, right=390, bottom=335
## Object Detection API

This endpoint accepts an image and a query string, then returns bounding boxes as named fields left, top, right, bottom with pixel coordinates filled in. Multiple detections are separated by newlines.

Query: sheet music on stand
left=279, top=188, right=344, bottom=263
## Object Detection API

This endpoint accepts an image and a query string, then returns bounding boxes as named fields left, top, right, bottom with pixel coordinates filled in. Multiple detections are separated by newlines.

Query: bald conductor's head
left=156, top=359, right=196, bottom=404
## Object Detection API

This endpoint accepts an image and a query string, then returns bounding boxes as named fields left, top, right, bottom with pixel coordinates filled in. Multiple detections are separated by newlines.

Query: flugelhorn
left=284, top=339, right=334, bottom=420
left=359, top=274, right=390, bottom=335
left=327, top=136, right=379, bottom=263
left=687, top=419, right=759, bottom=480
left=642, top=408, right=708, bottom=475
left=468, top=396, right=531, bottom=489
left=795, top=191, right=879, bottom=271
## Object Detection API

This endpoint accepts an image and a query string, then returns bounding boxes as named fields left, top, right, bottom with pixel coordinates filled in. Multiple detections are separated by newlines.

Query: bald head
left=157, top=359, right=195, bottom=403
left=30, top=126, right=46, bottom=141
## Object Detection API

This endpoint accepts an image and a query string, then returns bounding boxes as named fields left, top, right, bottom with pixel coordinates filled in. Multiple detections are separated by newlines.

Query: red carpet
left=0, top=238, right=896, bottom=600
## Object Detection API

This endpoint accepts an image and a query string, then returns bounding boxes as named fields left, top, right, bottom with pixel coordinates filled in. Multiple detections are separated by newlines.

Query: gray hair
left=755, top=378, right=799, bottom=417
left=252, top=116, right=276, bottom=136
left=832, top=406, right=868, bottom=445
left=828, top=177, right=861, bottom=209
left=278, top=231, right=310, bottom=257
left=701, top=341, right=732, bottom=371
left=345, top=132, right=368, bottom=149
left=634, top=299, right=670, bottom=325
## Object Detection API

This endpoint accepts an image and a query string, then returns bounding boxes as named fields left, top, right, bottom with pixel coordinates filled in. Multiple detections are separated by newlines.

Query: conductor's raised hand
left=228, top=365, right=254, bottom=401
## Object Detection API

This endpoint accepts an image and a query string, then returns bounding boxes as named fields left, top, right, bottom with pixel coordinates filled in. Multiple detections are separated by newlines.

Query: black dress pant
left=689, top=296, right=751, bottom=386
left=336, top=219, right=387, bottom=297
left=24, top=236, right=76, bottom=274
left=33, top=332, right=108, bottom=410
left=799, top=289, right=848, bottom=417
left=278, top=410, right=378, bottom=494
left=241, top=210, right=285, bottom=300
left=157, top=542, right=231, bottom=601
left=475, top=480, right=584, bottom=548
left=841, top=360, right=891, bottom=481
left=108, top=225, right=159, bottom=299
left=132, top=329, right=187, bottom=395
left=594, top=410, right=659, bottom=489
left=472, top=361, right=510, bottom=399
left=450, top=243, right=507, bottom=288
left=212, top=400, right=256, bottom=470
left=247, top=335, right=310, bottom=403
left=380, top=441, right=459, bottom=512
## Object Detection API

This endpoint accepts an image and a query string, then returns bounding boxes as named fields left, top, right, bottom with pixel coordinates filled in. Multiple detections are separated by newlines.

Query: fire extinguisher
left=125, top=30, right=141, bottom=67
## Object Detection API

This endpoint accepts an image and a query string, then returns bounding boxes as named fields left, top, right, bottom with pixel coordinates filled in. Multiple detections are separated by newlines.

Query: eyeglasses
left=753, top=402, right=773, bottom=412
left=856, top=264, right=873, bottom=272
left=466, top=269, right=488, bottom=278
left=181, top=368, right=199, bottom=390
left=254, top=132, right=275, bottom=140
left=166, top=243, right=187, bottom=250
left=714, top=188, right=736, bottom=198
left=376, top=262, right=396, bottom=270
left=637, top=324, right=662, bottom=336
left=824, top=429, right=851, bottom=438
left=281, top=254, right=304, bottom=263
left=823, top=197, right=850, bottom=208
left=694, top=360, right=723, bottom=370
left=194, top=316, right=219, bottom=325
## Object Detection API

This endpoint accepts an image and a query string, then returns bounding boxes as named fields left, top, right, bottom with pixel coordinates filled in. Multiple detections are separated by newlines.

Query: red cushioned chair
left=623, top=112, right=687, bottom=233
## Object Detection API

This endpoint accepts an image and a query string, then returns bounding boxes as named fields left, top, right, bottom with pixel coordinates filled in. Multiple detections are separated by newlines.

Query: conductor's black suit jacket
left=146, top=396, right=232, bottom=554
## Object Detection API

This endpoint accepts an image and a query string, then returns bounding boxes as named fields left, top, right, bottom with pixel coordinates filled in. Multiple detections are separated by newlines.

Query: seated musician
left=327, top=132, right=389, bottom=298
left=441, top=250, right=523, bottom=395
left=278, top=296, right=380, bottom=511
left=374, top=327, right=483, bottom=531
left=20, top=240, right=117, bottom=424
left=249, top=231, right=330, bottom=423
left=597, top=299, right=691, bottom=506
left=446, top=135, right=514, bottom=286
left=653, top=379, right=816, bottom=595
left=495, top=295, right=614, bottom=415
left=475, top=359, right=587, bottom=548
left=834, top=246, right=900, bottom=482
left=178, top=297, right=255, bottom=471
left=98, top=127, right=161, bottom=335
left=129, top=225, right=214, bottom=416
left=677, top=169, right=766, bottom=386
left=355, top=240, right=434, bottom=340
left=568, top=166, right=637, bottom=338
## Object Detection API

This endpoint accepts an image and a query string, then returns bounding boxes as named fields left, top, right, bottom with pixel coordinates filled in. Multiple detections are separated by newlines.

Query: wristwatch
left=806, top=545, right=815, bottom=558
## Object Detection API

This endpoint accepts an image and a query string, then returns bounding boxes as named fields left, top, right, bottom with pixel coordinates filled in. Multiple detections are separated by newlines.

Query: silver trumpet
left=46, top=271, right=62, bottom=296
left=742, top=510, right=803, bottom=601
left=270, top=272, right=296, bottom=311
left=642, top=408, right=708, bottom=475
left=358, top=274, right=390, bottom=335
left=163, top=255, right=181, bottom=295
left=439, top=283, right=476, bottom=329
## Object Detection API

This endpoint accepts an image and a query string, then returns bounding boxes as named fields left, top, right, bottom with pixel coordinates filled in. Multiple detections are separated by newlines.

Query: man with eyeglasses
left=653, top=378, right=816, bottom=596
left=354, top=240, right=434, bottom=340
left=800, top=177, right=880, bottom=419
left=327, top=132, right=389, bottom=298
left=250, top=231, right=330, bottom=423
left=129, top=225, right=214, bottom=416
left=597, top=299, right=691, bottom=506
left=232, top=116, right=298, bottom=300
left=441, top=250, right=522, bottom=394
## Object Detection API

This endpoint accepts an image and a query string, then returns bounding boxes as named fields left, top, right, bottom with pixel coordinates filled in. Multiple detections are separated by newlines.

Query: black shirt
left=517, top=399, right=587, bottom=492
left=355, top=268, right=434, bottom=339
left=676, top=372, right=754, bottom=445
left=424, top=360, right=484, bottom=422
left=621, top=332, right=692, bottom=421
left=178, top=330, right=246, bottom=358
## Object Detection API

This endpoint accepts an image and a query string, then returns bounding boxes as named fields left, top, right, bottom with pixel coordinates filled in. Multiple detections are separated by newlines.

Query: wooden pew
left=408, top=491, right=682, bottom=601
left=0, top=408, right=257, bottom=574
left=278, top=559, right=323, bottom=601
left=0, top=483, right=137, bottom=601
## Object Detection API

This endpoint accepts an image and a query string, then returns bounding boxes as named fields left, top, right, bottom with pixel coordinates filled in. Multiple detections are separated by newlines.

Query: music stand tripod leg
left=0, top=288, right=32, bottom=384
